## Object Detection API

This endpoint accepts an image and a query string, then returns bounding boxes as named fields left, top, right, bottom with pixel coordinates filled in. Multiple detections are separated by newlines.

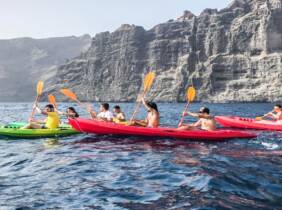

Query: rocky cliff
left=0, top=35, right=91, bottom=102
left=45, top=0, right=282, bottom=102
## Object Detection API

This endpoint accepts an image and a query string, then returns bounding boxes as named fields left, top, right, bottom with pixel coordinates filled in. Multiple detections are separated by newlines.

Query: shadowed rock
left=43, top=0, right=282, bottom=102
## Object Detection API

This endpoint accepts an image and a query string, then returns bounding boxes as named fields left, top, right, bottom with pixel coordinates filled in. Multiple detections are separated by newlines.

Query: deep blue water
left=0, top=102, right=282, bottom=210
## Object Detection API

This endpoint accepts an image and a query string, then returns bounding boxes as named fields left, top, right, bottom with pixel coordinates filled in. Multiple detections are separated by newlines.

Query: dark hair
left=67, top=107, right=79, bottom=118
left=102, top=103, right=109, bottom=111
left=45, top=104, right=54, bottom=112
left=146, top=101, right=158, bottom=113
left=275, top=104, right=282, bottom=109
left=200, top=107, right=210, bottom=114
left=114, top=105, right=121, bottom=110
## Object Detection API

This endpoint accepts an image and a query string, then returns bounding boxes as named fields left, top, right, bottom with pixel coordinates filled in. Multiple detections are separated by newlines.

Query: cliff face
left=0, top=35, right=91, bottom=102
left=45, top=0, right=282, bottom=102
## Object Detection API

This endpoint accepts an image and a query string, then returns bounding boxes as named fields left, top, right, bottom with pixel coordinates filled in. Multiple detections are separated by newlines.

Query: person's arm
left=55, top=107, right=64, bottom=116
left=119, top=112, right=126, bottom=121
left=90, top=111, right=97, bottom=119
left=141, top=97, right=153, bottom=112
left=29, top=118, right=45, bottom=124
left=34, top=105, right=48, bottom=116
left=186, top=111, right=200, bottom=118
left=106, top=112, right=114, bottom=122
left=271, top=112, right=282, bottom=120
left=192, top=119, right=202, bottom=127
left=87, top=106, right=97, bottom=119
left=264, top=112, right=276, bottom=119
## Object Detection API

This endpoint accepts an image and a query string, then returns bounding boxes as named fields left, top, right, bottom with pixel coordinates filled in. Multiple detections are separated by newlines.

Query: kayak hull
left=0, top=123, right=79, bottom=139
left=68, top=118, right=257, bottom=141
left=215, top=116, right=282, bottom=131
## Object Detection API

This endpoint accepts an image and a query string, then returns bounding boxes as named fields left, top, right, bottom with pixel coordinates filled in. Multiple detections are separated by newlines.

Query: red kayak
left=68, top=118, right=256, bottom=141
left=215, top=116, right=282, bottom=131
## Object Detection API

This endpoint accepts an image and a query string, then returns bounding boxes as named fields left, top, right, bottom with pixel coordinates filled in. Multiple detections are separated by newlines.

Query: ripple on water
left=0, top=103, right=282, bottom=209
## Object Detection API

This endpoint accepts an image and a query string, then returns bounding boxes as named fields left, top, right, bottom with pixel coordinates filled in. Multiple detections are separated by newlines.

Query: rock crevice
left=45, top=0, right=282, bottom=102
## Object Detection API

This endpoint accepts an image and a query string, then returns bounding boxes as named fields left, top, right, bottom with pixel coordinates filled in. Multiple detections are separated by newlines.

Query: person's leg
left=22, top=122, right=42, bottom=129
left=128, top=120, right=147, bottom=127
left=177, top=124, right=198, bottom=130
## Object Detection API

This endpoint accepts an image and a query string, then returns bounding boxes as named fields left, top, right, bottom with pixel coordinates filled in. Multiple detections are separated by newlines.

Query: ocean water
left=0, top=102, right=281, bottom=210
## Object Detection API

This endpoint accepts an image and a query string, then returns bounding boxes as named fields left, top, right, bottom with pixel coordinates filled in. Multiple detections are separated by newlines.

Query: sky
left=0, top=0, right=232, bottom=39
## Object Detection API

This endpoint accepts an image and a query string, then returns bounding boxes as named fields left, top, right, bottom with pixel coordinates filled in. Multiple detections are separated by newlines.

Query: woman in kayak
left=178, top=107, right=216, bottom=131
left=88, top=103, right=114, bottom=122
left=55, top=107, right=79, bottom=118
left=22, top=104, right=60, bottom=129
left=261, top=104, right=282, bottom=122
left=66, top=107, right=79, bottom=118
left=113, top=105, right=126, bottom=123
left=131, top=97, right=159, bottom=128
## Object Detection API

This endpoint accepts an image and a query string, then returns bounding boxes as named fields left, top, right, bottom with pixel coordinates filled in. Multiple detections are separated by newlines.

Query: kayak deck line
left=68, top=118, right=257, bottom=141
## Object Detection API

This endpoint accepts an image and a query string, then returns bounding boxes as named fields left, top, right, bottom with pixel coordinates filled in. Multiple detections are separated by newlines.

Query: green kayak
left=0, top=122, right=79, bottom=139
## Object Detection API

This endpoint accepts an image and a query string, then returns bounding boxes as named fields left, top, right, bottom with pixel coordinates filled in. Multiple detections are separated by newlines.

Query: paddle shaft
left=30, top=95, right=40, bottom=119
left=130, top=92, right=146, bottom=122
left=179, top=101, right=190, bottom=125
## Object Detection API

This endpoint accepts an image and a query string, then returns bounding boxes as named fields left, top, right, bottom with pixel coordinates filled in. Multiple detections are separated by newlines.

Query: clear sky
left=0, top=0, right=232, bottom=39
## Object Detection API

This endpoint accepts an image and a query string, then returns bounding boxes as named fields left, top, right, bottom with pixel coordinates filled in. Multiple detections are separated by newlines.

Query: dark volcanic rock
left=0, top=35, right=91, bottom=102
left=45, top=0, right=282, bottom=102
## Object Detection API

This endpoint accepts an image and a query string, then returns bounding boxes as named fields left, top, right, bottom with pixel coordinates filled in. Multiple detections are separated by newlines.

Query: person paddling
left=178, top=107, right=216, bottom=131
left=260, top=104, right=282, bottom=122
left=88, top=103, right=114, bottom=122
left=131, top=96, right=159, bottom=128
left=22, top=104, right=60, bottom=129
left=113, top=105, right=126, bottom=122
left=56, top=107, right=79, bottom=119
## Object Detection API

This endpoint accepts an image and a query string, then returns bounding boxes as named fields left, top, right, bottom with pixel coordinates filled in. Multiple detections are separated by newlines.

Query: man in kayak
left=22, top=104, right=60, bottom=129
left=261, top=104, right=282, bottom=122
left=131, top=97, right=159, bottom=128
left=113, top=105, right=126, bottom=123
left=178, top=107, right=216, bottom=131
left=88, top=103, right=114, bottom=122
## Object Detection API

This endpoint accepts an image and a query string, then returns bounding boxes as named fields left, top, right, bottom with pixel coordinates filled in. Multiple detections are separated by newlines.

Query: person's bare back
left=146, top=110, right=159, bottom=128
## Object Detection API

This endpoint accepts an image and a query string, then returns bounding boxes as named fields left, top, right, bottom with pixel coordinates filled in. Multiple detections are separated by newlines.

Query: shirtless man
left=131, top=97, right=159, bottom=128
left=177, top=107, right=216, bottom=131
left=262, top=104, right=282, bottom=122
left=113, top=105, right=126, bottom=122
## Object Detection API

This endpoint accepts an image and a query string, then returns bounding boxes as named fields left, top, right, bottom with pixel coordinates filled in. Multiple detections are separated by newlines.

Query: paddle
left=130, top=71, right=156, bottom=122
left=178, top=86, right=196, bottom=126
left=30, top=81, right=44, bottom=120
left=48, top=94, right=57, bottom=108
left=60, top=89, right=84, bottom=106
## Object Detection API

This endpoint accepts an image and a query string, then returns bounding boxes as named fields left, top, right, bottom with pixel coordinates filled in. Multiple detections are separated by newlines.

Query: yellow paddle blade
left=143, top=72, right=156, bottom=92
left=48, top=94, right=57, bottom=107
left=36, top=81, right=44, bottom=95
left=255, top=117, right=263, bottom=121
left=60, top=89, right=77, bottom=101
left=187, top=86, right=196, bottom=102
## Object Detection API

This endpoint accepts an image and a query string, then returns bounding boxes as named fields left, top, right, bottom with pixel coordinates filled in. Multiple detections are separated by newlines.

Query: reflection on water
left=0, top=102, right=282, bottom=209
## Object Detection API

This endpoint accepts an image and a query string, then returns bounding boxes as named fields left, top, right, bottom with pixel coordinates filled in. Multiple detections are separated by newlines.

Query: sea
left=0, top=102, right=281, bottom=210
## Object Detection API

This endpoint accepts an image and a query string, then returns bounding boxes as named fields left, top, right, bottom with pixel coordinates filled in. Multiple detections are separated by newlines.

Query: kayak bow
left=215, top=116, right=282, bottom=131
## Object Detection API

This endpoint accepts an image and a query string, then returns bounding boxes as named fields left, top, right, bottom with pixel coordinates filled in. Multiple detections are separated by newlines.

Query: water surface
left=0, top=102, right=281, bottom=209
